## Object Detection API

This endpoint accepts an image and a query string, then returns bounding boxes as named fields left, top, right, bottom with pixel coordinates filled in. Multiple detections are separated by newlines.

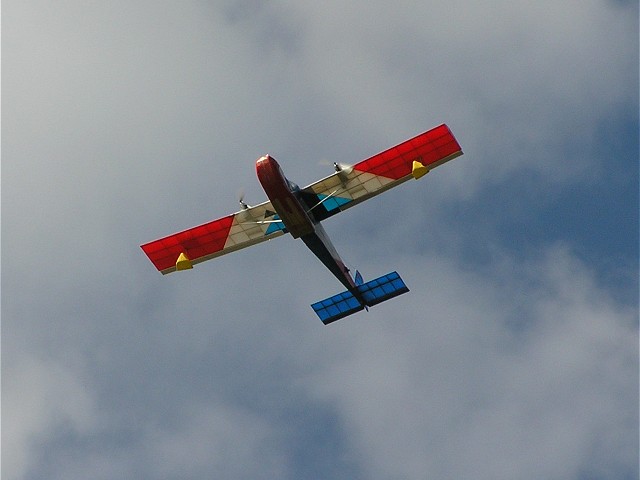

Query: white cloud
left=3, top=0, right=636, bottom=479
left=144, top=402, right=288, bottom=479
left=304, top=246, right=637, bottom=479
left=3, top=356, right=97, bottom=480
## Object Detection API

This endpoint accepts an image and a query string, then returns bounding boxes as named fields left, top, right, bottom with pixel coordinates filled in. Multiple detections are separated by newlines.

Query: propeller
left=237, top=188, right=249, bottom=210
left=319, top=160, right=354, bottom=174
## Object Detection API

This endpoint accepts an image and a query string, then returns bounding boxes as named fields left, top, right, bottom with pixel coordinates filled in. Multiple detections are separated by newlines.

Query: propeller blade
left=319, top=160, right=354, bottom=174
left=237, top=188, right=249, bottom=209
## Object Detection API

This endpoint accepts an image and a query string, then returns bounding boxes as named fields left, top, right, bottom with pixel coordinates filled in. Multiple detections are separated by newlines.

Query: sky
left=2, top=1, right=638, bottom=479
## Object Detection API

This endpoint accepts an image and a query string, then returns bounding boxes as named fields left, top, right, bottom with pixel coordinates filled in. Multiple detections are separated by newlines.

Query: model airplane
left=141, top=124, right=463, bottom=324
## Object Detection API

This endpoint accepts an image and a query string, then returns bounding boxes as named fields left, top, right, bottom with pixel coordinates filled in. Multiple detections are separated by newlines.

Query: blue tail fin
left=311, top=271, right=409, bottom=325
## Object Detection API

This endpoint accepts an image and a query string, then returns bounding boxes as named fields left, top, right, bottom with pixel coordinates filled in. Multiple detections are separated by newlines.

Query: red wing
left=353, top=124, right=462, bottom=179
left=141, top=215, right=234, bottom=273
left=301, top=124, right=463, bottom=221
left=141, top=200, right=286, bottom=274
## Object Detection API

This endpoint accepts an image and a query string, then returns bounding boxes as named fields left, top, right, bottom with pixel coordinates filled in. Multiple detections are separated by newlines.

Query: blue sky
left=3, top=1, right=638, bottom=479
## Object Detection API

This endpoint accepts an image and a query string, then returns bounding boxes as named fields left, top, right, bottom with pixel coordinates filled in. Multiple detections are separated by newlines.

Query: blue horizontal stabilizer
left=311, top=291, right=365, bottom=324
left=357, top=271, right=409, bottom=307
left=311, top=271, right=409, bottom=324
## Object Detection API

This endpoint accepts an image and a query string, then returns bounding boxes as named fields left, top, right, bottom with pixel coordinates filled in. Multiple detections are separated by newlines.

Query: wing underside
left=301, top=124, right=462, bottom=221
left=141, top=200, right=286, bottom=274
left=142, top=124, right=462, bottom=274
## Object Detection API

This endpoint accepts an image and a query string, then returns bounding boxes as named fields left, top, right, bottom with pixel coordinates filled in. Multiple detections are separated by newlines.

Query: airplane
left=141, top=124, right=463, bottom=324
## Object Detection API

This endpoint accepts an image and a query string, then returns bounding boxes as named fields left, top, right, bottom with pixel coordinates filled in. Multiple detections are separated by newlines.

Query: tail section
left=311, top=271, right=409, bottom=325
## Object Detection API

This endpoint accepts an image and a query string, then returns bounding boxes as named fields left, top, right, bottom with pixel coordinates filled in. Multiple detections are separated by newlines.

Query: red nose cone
left=255, top=155, right=280, bottom=188
left=256, top=154, right=275, bottom=166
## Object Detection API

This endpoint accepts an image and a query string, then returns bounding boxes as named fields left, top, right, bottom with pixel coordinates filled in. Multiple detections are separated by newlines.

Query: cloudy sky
left=3, top=1, right=638, bottom=479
